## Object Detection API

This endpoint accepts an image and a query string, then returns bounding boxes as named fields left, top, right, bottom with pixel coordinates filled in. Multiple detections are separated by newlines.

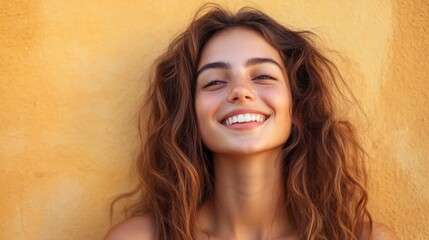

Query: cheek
left=264, top=87, right=293, bottom=135
left=195, top=95, right=215, bottom=149
left=279, top=93, right=292, bottom=117
left=262, top=86, right=292, bottom=113
left=194, top=93, right=220, bottom=130
left=194, top=95, right=206, bottom=130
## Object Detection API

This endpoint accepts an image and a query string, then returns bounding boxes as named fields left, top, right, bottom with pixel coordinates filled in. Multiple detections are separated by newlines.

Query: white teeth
left=238, top=115, right=245, bottom=123
left=224, top=113, right=267, bottom=126
left=244, top=114, right=251, bottom=122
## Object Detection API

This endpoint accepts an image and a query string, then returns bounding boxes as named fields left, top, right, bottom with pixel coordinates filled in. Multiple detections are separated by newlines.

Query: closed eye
left=253, top=74, right=277, bottom=80
left=203, top=80, right=227, bottom=89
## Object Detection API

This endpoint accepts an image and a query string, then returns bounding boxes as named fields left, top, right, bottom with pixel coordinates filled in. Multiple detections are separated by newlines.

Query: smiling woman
left=105, top=4, right=397, bottom=240
left=195, top=28, right=292, bottom=156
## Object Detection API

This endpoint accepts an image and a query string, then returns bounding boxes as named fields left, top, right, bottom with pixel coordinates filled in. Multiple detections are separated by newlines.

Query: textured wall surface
left=0, top=1, right=427, bottom=239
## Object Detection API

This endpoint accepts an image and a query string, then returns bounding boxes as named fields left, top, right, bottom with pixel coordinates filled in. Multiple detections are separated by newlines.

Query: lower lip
left=223, top=121, right=266, bottom=130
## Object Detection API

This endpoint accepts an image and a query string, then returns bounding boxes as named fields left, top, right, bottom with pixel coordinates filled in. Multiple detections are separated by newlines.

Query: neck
left=201, top=148, right=292, bottom=239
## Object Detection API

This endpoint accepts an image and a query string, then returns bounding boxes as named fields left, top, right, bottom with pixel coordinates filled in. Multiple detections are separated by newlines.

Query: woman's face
left=195, top=28, right=292, bottom=156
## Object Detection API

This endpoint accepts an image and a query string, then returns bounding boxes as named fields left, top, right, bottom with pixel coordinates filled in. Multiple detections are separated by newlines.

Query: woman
left=105, top=4, right=397, bottom=240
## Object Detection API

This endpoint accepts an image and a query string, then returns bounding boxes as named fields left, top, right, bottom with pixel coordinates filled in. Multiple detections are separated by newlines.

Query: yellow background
left=1, top=1, right=428, bottom=239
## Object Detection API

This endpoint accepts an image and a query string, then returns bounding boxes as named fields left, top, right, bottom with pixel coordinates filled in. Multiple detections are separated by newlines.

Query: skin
left=194, top=28, right=293, bottom=239
left=104, top=28, right=398, bottom=240
left=195, top=28, right=292, bottom=157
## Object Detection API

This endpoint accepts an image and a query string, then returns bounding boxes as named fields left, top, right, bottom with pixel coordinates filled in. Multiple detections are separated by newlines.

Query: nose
left=227, top=77, right=255, bottom=103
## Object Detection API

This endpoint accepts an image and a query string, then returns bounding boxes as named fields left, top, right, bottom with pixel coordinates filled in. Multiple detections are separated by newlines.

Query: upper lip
left=219, top=109, right=271, bottom=124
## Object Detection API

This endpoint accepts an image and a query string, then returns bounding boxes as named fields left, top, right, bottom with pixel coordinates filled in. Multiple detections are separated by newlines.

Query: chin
left=211, top=142, right=284, bottom=157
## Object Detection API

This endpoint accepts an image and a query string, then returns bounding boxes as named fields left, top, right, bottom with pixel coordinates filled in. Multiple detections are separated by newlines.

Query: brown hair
left=114, top=4, right=372, bottom=240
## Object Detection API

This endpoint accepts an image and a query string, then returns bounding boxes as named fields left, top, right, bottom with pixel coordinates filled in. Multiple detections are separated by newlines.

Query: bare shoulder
left=370, top=222, right=398, bottom=240
left=104, top=215, right=154, bottom=240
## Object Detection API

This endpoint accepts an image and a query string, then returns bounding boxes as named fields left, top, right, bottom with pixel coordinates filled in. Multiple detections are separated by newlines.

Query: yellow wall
left=1, top=1, right=427, bottom=239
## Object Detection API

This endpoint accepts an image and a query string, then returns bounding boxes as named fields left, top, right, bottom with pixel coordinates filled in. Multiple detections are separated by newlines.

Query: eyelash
left=253, top=74, right=277, bottom=80
left=203, top=80, right=226, bottom=88
left=202, top=74, right=277, bottom=88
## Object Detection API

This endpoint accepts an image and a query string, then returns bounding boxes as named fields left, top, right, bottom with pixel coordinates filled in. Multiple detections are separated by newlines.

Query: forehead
left=198, top=27, right=284, bottom=68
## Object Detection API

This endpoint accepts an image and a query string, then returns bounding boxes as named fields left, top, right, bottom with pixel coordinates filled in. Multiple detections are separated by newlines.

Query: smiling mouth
left=222, top=113, right=269, bottom=126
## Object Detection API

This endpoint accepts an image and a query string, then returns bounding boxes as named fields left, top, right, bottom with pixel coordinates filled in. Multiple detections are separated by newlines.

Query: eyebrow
left=196, top=57, right=283, bottom=77
left=196, top=62, right=231, bottom=77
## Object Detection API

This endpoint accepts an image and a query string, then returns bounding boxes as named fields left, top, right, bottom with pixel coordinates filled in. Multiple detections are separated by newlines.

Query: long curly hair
left=114, top=4, right=372, bottom=240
